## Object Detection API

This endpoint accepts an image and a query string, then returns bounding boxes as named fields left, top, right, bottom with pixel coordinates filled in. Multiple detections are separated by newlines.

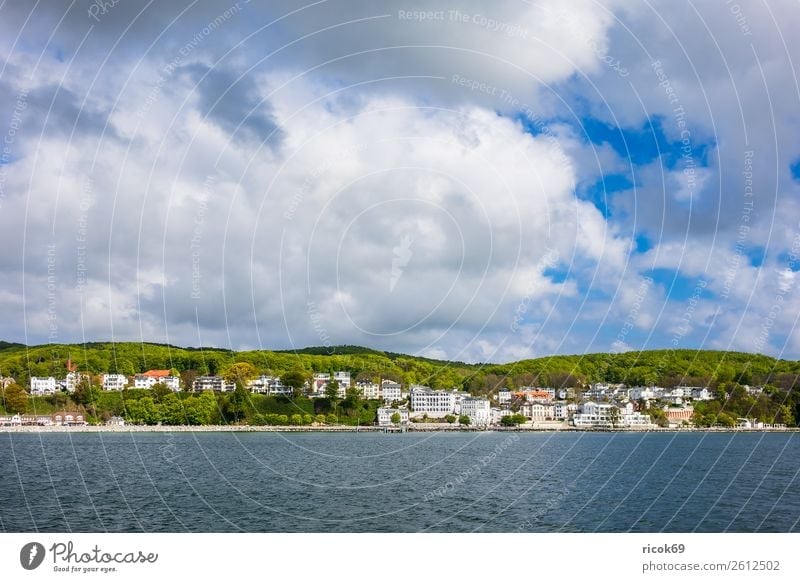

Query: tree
left=458, top=415, right=471, bottom=426
left=73, top=377, right=101, bottom=407
left=151, top=382, right=172, bottom=403
left=2, top=382, right=28, bottom=414
left=223, top=362, right=258, bottom=389
left=325, top=379, right=341, bottom=402
left=608, top=406, right=621, bottom=428
left=281, top=369, right=308, bottom=398
left=390, top=412, right=401, bottom=425
left=444, top=414, right=456, bottom=424
left=180, top=369, right=198, bottom=392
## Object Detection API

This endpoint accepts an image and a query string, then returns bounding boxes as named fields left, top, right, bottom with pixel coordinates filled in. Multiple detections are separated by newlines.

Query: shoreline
left=0, top=425, right=797, bottom=434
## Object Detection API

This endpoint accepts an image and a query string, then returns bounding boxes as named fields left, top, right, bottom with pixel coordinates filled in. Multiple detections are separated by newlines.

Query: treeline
left=0, top=383, right=382, bottom=427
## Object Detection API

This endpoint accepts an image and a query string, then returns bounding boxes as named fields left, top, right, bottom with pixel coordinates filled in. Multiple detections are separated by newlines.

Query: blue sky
left=1, top=0, right=800, bottom=363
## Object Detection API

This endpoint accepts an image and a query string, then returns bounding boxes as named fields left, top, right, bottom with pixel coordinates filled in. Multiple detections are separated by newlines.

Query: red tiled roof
left=143, top=369, right=171, bottom=377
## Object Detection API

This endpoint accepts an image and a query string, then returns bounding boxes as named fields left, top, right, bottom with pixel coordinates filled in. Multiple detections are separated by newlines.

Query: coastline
left=0, top=424, right=797, bottom=434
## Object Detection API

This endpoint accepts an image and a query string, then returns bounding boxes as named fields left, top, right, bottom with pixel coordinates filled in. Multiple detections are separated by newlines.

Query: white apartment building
left=382, top=380, right=403, bottom=404
left=553, top=402, right=578, bottom=420
left=690, top=387, right=713, bottom=401
left=573, top=401, right=653, bottom=428
left=134, top=373, right=180, bottom=391
left=409, top=385, right=459, bottom=418
left=377, top=407, right=409, bottom=426
left=629, top=386, right=656, bottom=401
left=102, top=374, right=129, bottom=391
left=30, top=376, right=57, bottom=395
left=247, top=375, right=293, bottom=396
left=356, top=382, right=380, bottom=400
left=460, top=398, right=491, bottom=425
left=193, top=375, right=235, bottom=392
left=497, top=389, right=512, bottom=405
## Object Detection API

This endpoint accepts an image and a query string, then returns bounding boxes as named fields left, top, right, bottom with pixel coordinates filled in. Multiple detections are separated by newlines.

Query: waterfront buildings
left=460, top=398, right=491, bottom=425
left=193, top=375, right=236, bottom=392
left=377, top=407, right=409, bottom=426
left=572, top=401, right=653, bottom=428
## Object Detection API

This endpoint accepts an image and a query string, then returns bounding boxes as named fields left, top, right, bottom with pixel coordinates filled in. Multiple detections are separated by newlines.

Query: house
left=460, top=398, right=491, bottom=425
left=106, top=416, right=126, bottom=426
left=382, top=380, right=403, bottom=404
left=497, top=389, right=512, bottom=405
left=247, top=375, right=293, bottom=396
left=30, top=376, right=57, bottom=396
left=0, top=414, right=52, bottom=426
left=377, top=407, right=409, bottom=426
left=102, top=374, right=129, bottom=391
left=52, top=412, right=87, bottom=426
left=515, top=388, right=553, bottom=403
left=629, top=386, right=656, bottom=401
left=134, top=370, right=180, bottom=391
left=333, top=371, right=351, bottom=389
left=665, top=406, right=694, bottom=424
left=310, top=372, right=349, bottom=398
left=193, top=375, right=235, bottom=392
left=690, top=387, right=713, bottom=401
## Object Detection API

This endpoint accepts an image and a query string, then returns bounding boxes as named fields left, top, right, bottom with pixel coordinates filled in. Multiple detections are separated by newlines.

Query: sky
left=1, top=0, right=800, bottom=363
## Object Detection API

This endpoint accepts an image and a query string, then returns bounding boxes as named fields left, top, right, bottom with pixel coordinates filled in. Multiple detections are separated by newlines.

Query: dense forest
left=1, top=341, right=799, bottom=426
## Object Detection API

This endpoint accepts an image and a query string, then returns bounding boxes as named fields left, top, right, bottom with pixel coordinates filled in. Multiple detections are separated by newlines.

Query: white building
left=460, top=398, right=491, bottom=425
left=410, top=385, right=457, bottom=418
left=690, top=387, right=713, bottom=401
left=30, top=376, right=57, bottom=395
left=573, top=401, right=653, bottom=428
left=382, top=380, right=403, bottom=404
left=333, top=371, right=351, bottom=389
left=247, top=375, right=293, bottom=396
left=193, top=375, right=235, bottom=392
left=497, top=389, right=512, bottom=405
left=356, top=382, right=380, bottom=400
left=64, top=371, right=89, bottom=393
left=553, top=402, right=578, bottom=420
left=521, top=402, right=554, bottom=421
left=134, top=372, right=180, bottom=391
left=630, top=386, right=656, bottom=401
left=377, top=407, right=409, bottom=426
left=102, top=374, right=129, bottom=391
left=491, top=408, right=513, bottom=424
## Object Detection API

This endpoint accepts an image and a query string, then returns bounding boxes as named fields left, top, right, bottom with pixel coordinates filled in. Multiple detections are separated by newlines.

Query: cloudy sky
left=1, top=0, right=800, bottom=363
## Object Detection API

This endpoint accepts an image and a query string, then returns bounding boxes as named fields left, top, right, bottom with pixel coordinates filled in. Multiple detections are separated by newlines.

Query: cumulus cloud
left=1, top=0, right=800, bottom=361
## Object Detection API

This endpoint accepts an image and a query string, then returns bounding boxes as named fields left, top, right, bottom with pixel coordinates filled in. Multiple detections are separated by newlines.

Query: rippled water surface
left=1, top=431, right=798, bottom=532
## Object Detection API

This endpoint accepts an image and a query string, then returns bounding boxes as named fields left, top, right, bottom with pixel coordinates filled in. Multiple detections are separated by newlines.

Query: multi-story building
left=521, top=402, right=554, bottom=421
left=377, top=407, right=409, bottom=426
left=497, top=389, right=512, bottom=405
left=30, top=376, right=57, bottom=395
left=333, top=371, right=351, bottom=389
left=64, top=371, right=90, bottom=393
left=492, top=408, right=513, bottom=424
left=460, top=398, right=491, bottom=425
left=410, top=385, right=458, bottom=418
left=356, top=381, right=380, bottom=400
left=382, top=380, right=403, bottom=404
left=553, top=402, right=577, bottom=420
left=247, top=375, right=293, bottom=396
left=572, top=401, right=653, bottom=428
left=134, top=370, right=180, bottom=391
left=690, top=387, right=713, bottom=401
left=102, top=374, right=129, bottom=391
left=193, top=375, right=235, bottom=392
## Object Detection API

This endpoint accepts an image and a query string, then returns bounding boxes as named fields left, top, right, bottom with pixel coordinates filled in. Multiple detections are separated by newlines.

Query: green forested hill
left=1, top=341, right=799, bottom=391
left=1, top=342, right=799, bottom=426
